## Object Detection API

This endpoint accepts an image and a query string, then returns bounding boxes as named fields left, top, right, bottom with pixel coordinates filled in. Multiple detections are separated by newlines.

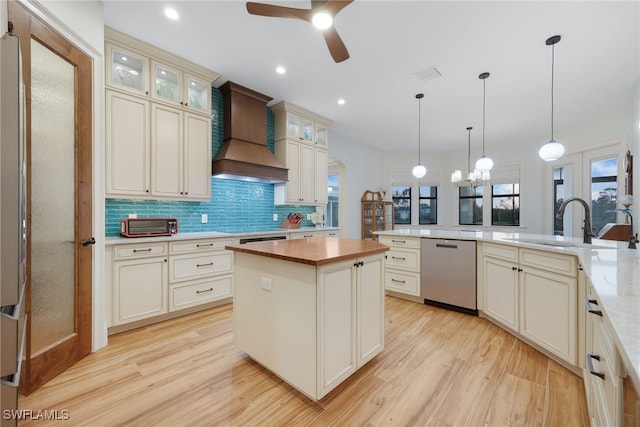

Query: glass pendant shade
left=451, top=170, right=462, bottom=183
left=475, top=155, right=493, bottom=172
left=413, top=164, right=427, bottom=179
left=538, top=139, right=565, bottom=161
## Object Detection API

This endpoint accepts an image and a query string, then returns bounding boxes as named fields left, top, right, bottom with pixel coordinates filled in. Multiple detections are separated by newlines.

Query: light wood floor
left=19, top=297, right=589, bottom=426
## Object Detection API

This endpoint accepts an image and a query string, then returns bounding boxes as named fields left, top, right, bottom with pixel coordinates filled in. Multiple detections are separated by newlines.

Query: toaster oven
left=120, top=218, right=178, bottom=237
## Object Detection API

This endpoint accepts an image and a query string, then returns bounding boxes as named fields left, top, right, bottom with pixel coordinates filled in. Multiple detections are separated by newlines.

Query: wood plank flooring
left=18, top=297, right=589, bottom=426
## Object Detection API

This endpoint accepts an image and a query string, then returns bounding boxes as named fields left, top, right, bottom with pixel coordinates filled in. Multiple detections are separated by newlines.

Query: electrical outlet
left=128, top=213, right=137, bottom=219
left=260, top=277, right=272, bottom=291
left=307, top=213, right=311, bottom=220
left=273, top=213, right=278, bottom=221
left=201, top=214, right=208, bottom=224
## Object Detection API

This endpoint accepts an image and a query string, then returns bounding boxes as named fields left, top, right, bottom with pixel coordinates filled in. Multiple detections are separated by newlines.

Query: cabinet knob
left=146, top=189, right=149, bottom=193
left=145, top=91, right=149, bottom=96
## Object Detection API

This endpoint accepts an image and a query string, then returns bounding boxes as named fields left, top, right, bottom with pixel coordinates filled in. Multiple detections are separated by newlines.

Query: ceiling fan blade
left=322, top=26, right=350, bottom=63
left=246, top=2, right=312, bottom=22
left=322, top=0, right=353, bottom=16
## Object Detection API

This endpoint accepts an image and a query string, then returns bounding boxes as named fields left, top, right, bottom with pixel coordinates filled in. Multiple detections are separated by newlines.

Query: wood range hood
left=211, top=81, right=288, bottom=183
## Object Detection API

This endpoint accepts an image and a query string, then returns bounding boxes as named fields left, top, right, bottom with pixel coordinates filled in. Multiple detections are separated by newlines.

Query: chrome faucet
left=556, top=197, right=595, bottom=244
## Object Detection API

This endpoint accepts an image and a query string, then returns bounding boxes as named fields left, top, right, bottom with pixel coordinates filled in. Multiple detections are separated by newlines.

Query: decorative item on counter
left=310, top=212, right=324, bottom=229
left=621, top=194, right=633, bottom=224
left=280, top=212, right=304, bottom=229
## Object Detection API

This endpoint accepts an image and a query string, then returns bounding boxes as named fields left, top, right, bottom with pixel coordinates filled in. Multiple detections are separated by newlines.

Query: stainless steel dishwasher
left=421, top=238, right=477, bottom=315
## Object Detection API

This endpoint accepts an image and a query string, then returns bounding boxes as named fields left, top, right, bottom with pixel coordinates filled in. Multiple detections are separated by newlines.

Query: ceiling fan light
left=475, top=156, right=494, bottom=172
left=312, top=12, right=333, bottom=29
left=413, top=164, right=427, bottom=179
left=538, top=140, right=565, bottom=161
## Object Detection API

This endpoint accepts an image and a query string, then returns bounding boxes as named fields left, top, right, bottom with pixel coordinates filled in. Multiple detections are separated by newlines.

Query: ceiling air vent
left=414, top=66, right=442, bottom=82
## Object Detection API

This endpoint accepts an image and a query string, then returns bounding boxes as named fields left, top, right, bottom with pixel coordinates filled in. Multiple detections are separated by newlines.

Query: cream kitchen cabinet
left=168, top=238, right=233, bottom=311
left=274, top=139, right=328, bottom=205
left=377, top=235, right=421, bottom=299
left=105, top=90, right=151, bottom=196
left=106, top=42, right=149, bottom=96
left=151, top=60, right=211, bottom=114
left=317, top=254, right=385, bottom=397
left=150, top=104, right=211, bottom=200
left=481, top=242, right=578, bottom=365
left=272, top=101, right=332, bottom=147
left=584, top=280, right=623, bottom=426
left=110, top=242, right=168, bottom=326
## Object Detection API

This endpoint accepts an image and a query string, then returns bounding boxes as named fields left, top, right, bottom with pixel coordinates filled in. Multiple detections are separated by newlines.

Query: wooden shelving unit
left=361, top=190, right=394, bottom=240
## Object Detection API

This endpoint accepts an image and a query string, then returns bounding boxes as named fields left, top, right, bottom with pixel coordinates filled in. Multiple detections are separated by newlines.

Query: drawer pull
left=391, top=256, right=406, bottom=261
left=391, top=279, right=406, bottom=284
left=303, top=235, right=313, bottom=238
left=587, top=353, right=605, bottom=380
left=391, top=239, right=406, bottom=243
left=196, top=262, right=214, bottom=267
left=133, top=248, right=152, bottom=253
left=196, top=243, right=214, bottom=248
left=585, top=299, right=603, bottom=317
left=196, top=288, right=214, bottom=294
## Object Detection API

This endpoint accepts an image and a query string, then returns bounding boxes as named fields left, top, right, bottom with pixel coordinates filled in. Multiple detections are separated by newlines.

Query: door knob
left=81, top=237, right=96, bottom=247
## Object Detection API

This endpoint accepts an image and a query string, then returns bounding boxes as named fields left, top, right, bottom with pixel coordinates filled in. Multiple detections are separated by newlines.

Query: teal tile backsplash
left=105, top=87, right=318, bottom=236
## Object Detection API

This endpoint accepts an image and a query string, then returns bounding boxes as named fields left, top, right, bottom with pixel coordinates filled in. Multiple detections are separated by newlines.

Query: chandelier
left=451, top=127, right=487, bottom=187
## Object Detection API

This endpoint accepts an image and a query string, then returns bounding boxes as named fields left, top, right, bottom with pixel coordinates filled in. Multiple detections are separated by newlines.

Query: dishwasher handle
left=435, top=242, right=458, bottom=249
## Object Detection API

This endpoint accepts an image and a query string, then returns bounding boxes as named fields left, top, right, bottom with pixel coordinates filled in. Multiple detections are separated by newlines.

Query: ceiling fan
left=246, top=1, right=353, bottom=63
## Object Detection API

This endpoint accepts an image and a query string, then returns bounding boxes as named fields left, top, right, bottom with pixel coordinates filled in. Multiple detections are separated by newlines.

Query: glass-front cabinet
left=361, top=190, right=394, bottom=240
left=315, top=122, right=328, bottom=147
left=107, top=43, right=149, bottom=95
left=152, top=61, right=180, bottom=104
left=186, top=76, right=209, bottom=113
left=287, top=112, right=314, bottom=144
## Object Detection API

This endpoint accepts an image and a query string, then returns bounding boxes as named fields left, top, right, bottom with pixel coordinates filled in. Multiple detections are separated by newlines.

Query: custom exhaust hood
left=211, top=81, right=288, bottom=183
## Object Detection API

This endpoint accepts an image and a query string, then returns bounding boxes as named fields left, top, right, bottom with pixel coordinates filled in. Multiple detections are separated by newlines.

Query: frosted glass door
left=30, top=40, right=76, bottom=353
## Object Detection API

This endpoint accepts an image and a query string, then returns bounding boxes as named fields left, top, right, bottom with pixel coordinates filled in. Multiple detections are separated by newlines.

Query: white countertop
left=376, top=228, right=639, bottom=390
left=104, top=227, right=339, bottom=245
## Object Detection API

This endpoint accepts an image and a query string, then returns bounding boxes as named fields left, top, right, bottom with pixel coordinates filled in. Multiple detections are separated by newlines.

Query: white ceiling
left=103, top=1, right=640, bottom=153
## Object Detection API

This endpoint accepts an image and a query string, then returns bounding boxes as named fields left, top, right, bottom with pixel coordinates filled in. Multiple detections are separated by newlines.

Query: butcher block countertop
left=225, top=237, right=389, bottom=266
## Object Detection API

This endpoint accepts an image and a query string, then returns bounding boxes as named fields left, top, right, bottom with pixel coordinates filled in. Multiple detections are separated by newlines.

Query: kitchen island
left=225, top=237, right=388, bottom=401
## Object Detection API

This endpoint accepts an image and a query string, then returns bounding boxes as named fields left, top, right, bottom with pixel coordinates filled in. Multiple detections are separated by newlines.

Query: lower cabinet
left=481, top=242, right=577, bottom=365
left=107, top=237, right=233, bottom=331
left=317, top=254, right=384, bottom=396
left=377, top=235, right=421, bottom=299
left=584, top=280, right=623, bottom=426
left=111, top=242, right=169, bottom=325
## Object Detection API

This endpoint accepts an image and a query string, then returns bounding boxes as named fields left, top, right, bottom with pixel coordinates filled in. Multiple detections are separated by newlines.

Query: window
left=326, top=173, right=339, bottom=227
left=591, top=157, right=617, bottom=233
left=459, top=186, right=483, bottom=225
left=553, top=167, right=565, bottom=235
left=419, top=186, right=437, bottom=224
left=492, top=183, right=520, bottom=226
left=392, top=186, right=411, bottom=224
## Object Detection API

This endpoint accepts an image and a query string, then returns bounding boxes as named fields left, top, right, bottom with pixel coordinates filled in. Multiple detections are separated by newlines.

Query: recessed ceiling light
left=276, top=66, right=286, bottom=74
left=337, top=98, right=346, bottom=105
left=164, top=7, right=179, bottom=20
left=121, top=56, right=128, bottom=61
left=312, top=12, right=333, bottom=29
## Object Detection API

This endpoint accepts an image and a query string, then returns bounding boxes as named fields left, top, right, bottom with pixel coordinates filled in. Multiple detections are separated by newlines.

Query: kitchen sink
left=507, top=238, right=615, bottom=250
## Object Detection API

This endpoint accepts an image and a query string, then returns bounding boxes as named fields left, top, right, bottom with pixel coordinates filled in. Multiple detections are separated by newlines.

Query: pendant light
left=451, top=127, right=482, bottom=187
left=539, top=35, right=565, bottom=161
left=412, top=93, right=427, bottom=179
left=475, top=72, right=494, bottom=174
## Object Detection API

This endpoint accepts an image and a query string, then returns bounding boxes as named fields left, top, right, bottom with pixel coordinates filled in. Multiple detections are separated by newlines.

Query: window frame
left=392, top=186, right=412, bottom=225
left=458, top=185, right=484, bottom=226
left=418, top=185, right=438, bottom=225
left=491, top=183, right=520, bottom=226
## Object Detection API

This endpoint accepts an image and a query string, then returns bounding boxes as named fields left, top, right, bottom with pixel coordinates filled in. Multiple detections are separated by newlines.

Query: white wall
left=328, top=131, right=385, bottom=239
left=381, top=102, right=633, bottom=235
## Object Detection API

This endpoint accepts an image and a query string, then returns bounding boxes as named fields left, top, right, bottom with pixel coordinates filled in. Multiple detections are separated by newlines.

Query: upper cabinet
left=105, top=27, right=220, bottom=201
left=272, top=101, right=331, bottom=148
left=272, top=101, right=332, bottom=206
left=105, top=27, right=219, bottom=114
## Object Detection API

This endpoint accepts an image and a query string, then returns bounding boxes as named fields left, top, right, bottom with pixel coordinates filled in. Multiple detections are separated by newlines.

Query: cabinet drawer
left=114, top=242, right=167, bottom=260
left=483, top=243, right=518, bottom=262
left=169, top=275, right=232, bottom=311
left=384, top=270, right=420, bottom=296
left=290, top=231, right=323, bottom=239
left=169, top=238, right=234, bottom=254
left=324, top=230, right=339, bottom=237
left=385, top=249, right=419, bottom=272
left=378, top=235, right=420, bottom=249
left=170, top=251, right=233, bottom=283
left=590, top=320, right=621, bottom=426
left=520, top=248, right=576, bottom=276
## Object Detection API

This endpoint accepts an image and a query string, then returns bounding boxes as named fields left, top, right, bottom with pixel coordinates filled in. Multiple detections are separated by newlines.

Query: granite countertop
left=104, top=227, right=339, bottom=245
left=226, top=237, right=389, bottom=266
left=375, top=228, right=640, bottom=391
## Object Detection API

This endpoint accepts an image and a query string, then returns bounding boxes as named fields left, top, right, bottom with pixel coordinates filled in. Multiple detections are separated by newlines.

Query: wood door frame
left=8, top=0, right=93, bottom=394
